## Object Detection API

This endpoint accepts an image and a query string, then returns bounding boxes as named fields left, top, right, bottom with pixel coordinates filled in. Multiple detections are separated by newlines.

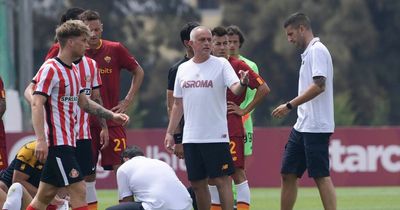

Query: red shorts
left=0, top=123, right=8, bottom=170
left=229, top=136, right=245, bottom=169
left=90, top=126, right=127, bottom=170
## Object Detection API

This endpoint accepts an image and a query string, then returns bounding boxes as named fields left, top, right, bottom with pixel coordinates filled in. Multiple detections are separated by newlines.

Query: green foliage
left=30, top=0, right=400, bottom=127
left=222, top=0, right=399, bottom=126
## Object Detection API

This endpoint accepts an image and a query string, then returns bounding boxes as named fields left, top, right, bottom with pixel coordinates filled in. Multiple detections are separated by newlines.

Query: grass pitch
left=98, top=186, right=400, bottom=210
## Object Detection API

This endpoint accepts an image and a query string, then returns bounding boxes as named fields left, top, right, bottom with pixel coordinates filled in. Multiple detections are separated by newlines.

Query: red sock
left=26, top=205, right=37, bottom=210
left=73, top=206, right=89, bottom=210
left=46, top=204, right=58, bottom=210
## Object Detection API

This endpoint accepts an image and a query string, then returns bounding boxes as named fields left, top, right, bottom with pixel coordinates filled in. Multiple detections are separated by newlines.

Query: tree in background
left=31, top=0, right=200, bottom=128
left=29, top=0, right=400, bottom=127
left=222, top=0, right=400, bottom=126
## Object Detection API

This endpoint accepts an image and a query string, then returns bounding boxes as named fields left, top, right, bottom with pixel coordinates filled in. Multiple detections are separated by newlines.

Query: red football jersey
left=227, top=56, right=265, bottom=137
left=45, top=40, right=140, bottom=127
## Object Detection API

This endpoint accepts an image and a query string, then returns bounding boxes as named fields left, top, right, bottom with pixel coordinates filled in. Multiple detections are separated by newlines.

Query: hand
left=174, top=144, right=184, bottom=159
left=111, top=99, right=131, bottom=113
left=100, top=128, right=109, bottom=150
left=227, top=101, right=245, bottom=116
left=112, top=113, right=130, bottom=126
left=239, top=70, right=249, bottom=86
left=164, top=133, right=175, bottom=154
left=35, top=140, right=48, bottom=163
left=50, top=194, right=66, bottom=206
left=271, top=103, right=291, bottom=118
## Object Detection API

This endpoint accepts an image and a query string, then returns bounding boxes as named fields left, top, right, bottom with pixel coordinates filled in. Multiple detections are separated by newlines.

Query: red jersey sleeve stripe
left=53, top=63, right=69, bottom=146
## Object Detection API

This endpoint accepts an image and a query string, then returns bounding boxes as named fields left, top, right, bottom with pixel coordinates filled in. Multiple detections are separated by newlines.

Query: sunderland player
left=0, top=76, right=7, bottom=170
left=210, top=26, right=269, bottom=210
left=227, top=25, right=261, bottom=158
left=45, top=10, right=144, bottom=174
left=42, top=8, right=106, bottom=210
left=0, top=140, right=64, bottom=210
left=26, top=20, right=129, bottom=210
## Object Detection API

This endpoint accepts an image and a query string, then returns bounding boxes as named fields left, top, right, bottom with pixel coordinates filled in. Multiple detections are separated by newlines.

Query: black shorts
left=281, top=128, right=332, bottom=178
left=106, top=202, right=144, bottom=210
left=183, top=143, right=235, bottom=181
left=76, top=139, right=96, bottom=176
left=41, top=146, right=83, bottom=187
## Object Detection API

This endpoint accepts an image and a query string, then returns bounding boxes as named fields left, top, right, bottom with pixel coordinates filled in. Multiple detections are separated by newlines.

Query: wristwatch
left=286, top=102, right=293, bottom=110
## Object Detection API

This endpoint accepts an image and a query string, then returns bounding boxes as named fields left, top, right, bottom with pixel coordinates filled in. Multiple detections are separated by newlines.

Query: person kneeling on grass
left=106, top=146, right=192, bottom=210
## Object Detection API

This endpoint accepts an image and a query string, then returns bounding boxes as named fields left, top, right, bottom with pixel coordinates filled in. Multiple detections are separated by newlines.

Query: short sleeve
left=222, top=58, right=240, bottom=88
left=34, top=65, right=58, bottom=97
left=238, top=61, right=264, bottom=90
left=311, top=47, right=329, bottom=78
left=167, top=67, right=178, bottom=91
left=173, top=66, right=183, bottom=98
left=116, top=43, right=140, bottom=72
left=116, top=168, right=133, bottom=200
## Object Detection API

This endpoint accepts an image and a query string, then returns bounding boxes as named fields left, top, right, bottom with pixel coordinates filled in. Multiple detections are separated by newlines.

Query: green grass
left=98, top=187, right=400, bottom=210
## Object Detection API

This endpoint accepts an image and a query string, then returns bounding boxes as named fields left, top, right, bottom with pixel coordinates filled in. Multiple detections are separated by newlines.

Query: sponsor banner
left=5, top=127, right=400, bottom=188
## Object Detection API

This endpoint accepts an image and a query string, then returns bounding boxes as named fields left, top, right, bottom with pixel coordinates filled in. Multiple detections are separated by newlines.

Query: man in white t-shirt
left=164, top=26, right=249, bottom=210
left=272, top=13, right=336, bottom=210
left=106, top=146, right=192, bottom=210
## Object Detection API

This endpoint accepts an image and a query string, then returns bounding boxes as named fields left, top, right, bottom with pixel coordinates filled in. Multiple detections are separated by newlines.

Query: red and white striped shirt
left=33, top=58, right=82, bottom=147
left=75, top=56, right=102, bottom=140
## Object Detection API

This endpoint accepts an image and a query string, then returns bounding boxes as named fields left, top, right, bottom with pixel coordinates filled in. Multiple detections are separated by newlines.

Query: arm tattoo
left=82, top=101, right=113, bottom=120
left=313, top=76, right=326, bottom=89
left=92, top=96, right=108, bottom=128
left=0, top=99, right=6, bottom=118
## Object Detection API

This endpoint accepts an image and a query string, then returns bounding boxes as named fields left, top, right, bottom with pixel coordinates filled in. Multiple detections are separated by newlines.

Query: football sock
left=3, top=183, right=23, bottom=210
left=208, top=184, right=220, bottom=204
left=26, top=205, right=37, bottom=210
left=85, top=181, right=98, bottom=210
left=236, top=180, right=250, bottom=210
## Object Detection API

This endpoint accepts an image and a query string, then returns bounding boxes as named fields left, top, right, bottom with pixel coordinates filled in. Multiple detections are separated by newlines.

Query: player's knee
left=232, top=168, right=247, bottom=184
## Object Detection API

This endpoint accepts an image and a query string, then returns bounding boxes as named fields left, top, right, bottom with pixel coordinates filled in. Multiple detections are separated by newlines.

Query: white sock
left=236, top=180, right=250, bottom=205
left=85, top=181, right=98, bottom=204
left=3, top=183, right=23, bottom=210
left=208, top=185, right=220, bottom=205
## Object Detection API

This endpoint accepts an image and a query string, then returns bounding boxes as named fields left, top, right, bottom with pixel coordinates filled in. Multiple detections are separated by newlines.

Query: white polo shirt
left=116, top=156, right=192, bottom=210
left=174, top=55, right=239, bottom=143
left=294, top=37, right=335, bottom=133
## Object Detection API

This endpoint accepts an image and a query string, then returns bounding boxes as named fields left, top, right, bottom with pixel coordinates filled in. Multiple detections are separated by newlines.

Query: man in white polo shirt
left=106, top=146, right=193, bottom=210
left=272, top=13, right=336, bottom=210
left=165, top=26, right=249, bottom=210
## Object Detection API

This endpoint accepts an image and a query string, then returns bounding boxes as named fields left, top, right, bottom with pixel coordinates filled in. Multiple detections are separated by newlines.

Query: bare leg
left=281, top=174, right=298, bottom=210
left=315, top=176, right=336, bottom=210
left=190, top=179, right=211, bottom=210
left=66, top=180, right=87, bottom=208
left=29, top=182, right=58, bottom=210
left=210, top=176, right=233, bottom=210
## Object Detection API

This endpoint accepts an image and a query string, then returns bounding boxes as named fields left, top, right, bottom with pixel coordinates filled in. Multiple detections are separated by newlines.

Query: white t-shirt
left=116, top=156, right=192, bottom=210
left=294, top=37, right=335, bottom=133
left=174, top=55, right=239, bottom=143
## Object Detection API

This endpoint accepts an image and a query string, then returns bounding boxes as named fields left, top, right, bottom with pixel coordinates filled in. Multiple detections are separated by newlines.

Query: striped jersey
left=33, top=57, right=82, bottom=147
left=75, top=56, right=102, bottom=140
